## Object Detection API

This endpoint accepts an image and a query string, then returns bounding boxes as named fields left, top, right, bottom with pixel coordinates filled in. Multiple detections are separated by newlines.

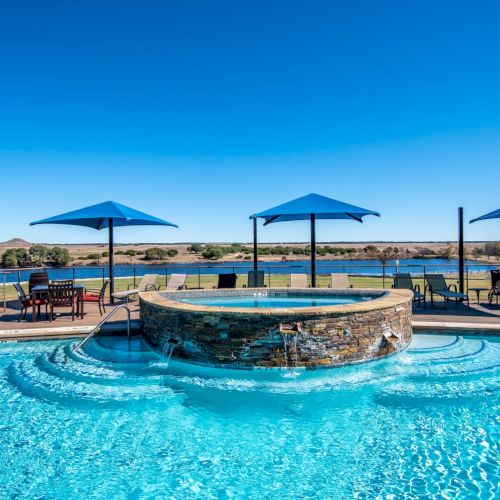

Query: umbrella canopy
left=31, top=201, right=178, bottom=230
left=31, top=201, right=178, bottom=303
left=470, top=208, right=500, bottom=223
left=251, top=193, right=380, bottom=287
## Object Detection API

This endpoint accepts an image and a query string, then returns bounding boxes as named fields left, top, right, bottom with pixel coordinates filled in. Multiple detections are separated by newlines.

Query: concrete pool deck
left=0, top=298, right=498, bottom=342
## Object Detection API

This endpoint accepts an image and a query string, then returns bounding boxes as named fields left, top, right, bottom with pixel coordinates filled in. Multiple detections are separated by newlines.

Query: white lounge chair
left=112, top=274, right=159, bottom=302
left=330, top=273, right=350, bottom=289
left=165, top=274, right=187, bottom=291
left=290, top=274, right=308, bottom=288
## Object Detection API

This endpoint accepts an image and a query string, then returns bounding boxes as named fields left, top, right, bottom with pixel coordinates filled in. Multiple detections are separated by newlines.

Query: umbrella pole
left=458, top=207, right=465, bottom=296
left=253, top=217, right=258, bottom=272
left=310, top=214, right=316, bottom=287
left=109, top=218, right=115, bottom=305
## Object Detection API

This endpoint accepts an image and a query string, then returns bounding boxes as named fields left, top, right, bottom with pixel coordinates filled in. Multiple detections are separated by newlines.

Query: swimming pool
left=177, top=293, right=374, bottom=308
left=0, top=333, right=498, bottom=497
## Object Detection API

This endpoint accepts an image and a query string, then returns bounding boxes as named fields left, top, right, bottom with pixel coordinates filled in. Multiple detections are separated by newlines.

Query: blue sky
left=0, top=1, right=499, bottom=244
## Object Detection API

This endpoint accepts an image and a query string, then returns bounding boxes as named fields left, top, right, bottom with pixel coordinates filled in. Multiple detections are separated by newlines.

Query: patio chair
left=83, top=279, right=110, bottom=316
left=424, top=274, right=469, bottom=309
left=329, top=273, right=350, bottom=289
left=245, top=270, right=266, bottom=288
left=13, top=282, right=48, bottom=321
left=214, top=273, right=237, bottom=289
left=392, top=273, right=424, bottom=307
left=47, top=281, right=79, bottom=321
left=112, top=274, right=159, bottom=302
left=290, top=274, right=308, bottom=288
left=163, top=274, right=187, bottom=291
left=488, top=270, right=500, bottom=305
left=28, top=272, right=49, bottom=294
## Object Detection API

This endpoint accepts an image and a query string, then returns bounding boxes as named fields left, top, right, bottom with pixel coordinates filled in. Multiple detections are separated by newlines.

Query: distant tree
left=472, top=247, right=484, bottom=258
left=484, top=242, right=500, bottom=258
left=47, top=247, right=71, bottom=266
left=188, top=243, right=204, bottom=253
left=202, top=246, right=224, bottom=260
left=87, top=253, right=100, bottom=260
left=437, top=245, right=454, bottom=259
left=125, top=249, right=137, bottom=256
left=1, top=248, right=30, bottom=267
left=167, top=249, right=178, bottom=258
left=144, top=247, right=168, bottom=260
left=29, top=245, right=49, bottom=266
left=101, top=251, right=109, bottom=257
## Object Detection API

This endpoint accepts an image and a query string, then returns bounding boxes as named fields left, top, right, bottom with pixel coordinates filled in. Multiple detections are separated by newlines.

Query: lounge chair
left=290, top=274, right=308, bottom=288
left=330, top=273, right=350, bottom=289
left=214, top=273, right=237, bottom=289
left=163, top=274, right=187, bottom=291
left=488, top=270, right=500, bottom=305
left=246, top=270, right=266, bottom=288
left=392, top=273, right=424, bottom=307
left=112, top=274, right=159, bottom=302
left=424, top=274, right=469, bottom=309
left=13, top=282, right=48, bottom=321
left=83, top=279, right=110, bottom=316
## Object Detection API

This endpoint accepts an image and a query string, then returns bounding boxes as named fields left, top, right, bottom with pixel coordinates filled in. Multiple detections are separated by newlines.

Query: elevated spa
left=140, top=288, right=414, bottom=368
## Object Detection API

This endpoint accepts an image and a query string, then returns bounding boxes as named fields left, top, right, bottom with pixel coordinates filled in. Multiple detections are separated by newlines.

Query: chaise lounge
left=112, top=274, right=159, bottom=302
left=392, top=273, right=424, bottom=307
left=425, top=273, right=469, bottom=309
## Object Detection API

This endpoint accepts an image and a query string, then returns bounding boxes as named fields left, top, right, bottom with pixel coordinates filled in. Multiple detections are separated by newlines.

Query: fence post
left=17, top=269, right=21, bottom=283
left=198, top=267, right=201, bottom=289
left=382, top=263, right=386, bottom=288
left=72, top=267, right=75, bottom=282
left=133, top=268, right=136, bottom=288
left=165, top=266, right=168, bottom=287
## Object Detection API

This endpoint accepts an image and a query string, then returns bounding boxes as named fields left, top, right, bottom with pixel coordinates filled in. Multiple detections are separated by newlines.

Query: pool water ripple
left=0, top=334, right=498, bottom=498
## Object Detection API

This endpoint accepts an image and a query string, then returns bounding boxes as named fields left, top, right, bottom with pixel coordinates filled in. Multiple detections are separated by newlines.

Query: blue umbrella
left=251, top=193, right=380, bottom=287
left=470, top=208, right=500, bottom=223
left=31, top=201, right=178, bottom=303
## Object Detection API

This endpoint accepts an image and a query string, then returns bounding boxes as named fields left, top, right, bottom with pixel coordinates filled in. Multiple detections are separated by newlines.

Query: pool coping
left=140, top=288, right=413, bottom=316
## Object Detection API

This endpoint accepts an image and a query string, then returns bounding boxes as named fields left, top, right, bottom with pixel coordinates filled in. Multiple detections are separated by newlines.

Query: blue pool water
left=0, top=334, right=498, bottom=498
left=177, top=293, right=374, bottom=308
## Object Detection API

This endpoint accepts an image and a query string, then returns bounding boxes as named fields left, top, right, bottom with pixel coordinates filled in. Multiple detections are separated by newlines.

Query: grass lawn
left=0, top=272, right=493, bottom=305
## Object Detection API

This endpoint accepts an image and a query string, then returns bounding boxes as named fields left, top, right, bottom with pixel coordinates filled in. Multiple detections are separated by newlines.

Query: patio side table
left=468, top=287, right=488, bottom=305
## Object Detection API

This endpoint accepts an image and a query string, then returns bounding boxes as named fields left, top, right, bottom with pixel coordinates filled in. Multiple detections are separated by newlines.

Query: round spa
left=139, top=288, right=414, bottom=368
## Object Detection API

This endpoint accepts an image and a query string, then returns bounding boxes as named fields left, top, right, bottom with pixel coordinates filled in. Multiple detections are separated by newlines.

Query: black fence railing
left=1, top=261, right=497, bottom=289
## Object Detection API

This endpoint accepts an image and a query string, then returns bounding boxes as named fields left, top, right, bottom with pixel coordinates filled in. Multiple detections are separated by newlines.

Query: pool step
left=6, top=336, right=178, bottom=407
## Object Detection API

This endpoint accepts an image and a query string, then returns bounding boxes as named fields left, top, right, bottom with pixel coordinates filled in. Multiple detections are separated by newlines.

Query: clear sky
left=0, top=1, right=499, bottom=244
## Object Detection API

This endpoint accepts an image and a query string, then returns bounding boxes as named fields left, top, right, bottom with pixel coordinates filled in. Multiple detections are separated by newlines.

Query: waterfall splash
left=162, top=338, right=179, bottom=367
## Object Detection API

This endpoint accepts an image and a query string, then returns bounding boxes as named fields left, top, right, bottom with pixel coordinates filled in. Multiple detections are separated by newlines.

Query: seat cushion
left=22, top=299, right=47, bottom=307
left=83, top=293, right=100, bottom=302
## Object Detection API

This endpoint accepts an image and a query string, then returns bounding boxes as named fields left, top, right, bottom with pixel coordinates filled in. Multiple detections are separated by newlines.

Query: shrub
left=101, top=251, right=109, bottom=257
left=125, top=249, right=137, bottom=256
left=115, top=250, right=125, bottom=255
left=87, top=253, right=100, bottom=260
left=166, top=249, right=178, bottom=258
left=144, top=247, right=168, bottom=260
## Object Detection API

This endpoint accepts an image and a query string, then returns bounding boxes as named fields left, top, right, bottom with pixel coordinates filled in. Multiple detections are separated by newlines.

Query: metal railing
left=72, top=304, right=131, bottom=353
